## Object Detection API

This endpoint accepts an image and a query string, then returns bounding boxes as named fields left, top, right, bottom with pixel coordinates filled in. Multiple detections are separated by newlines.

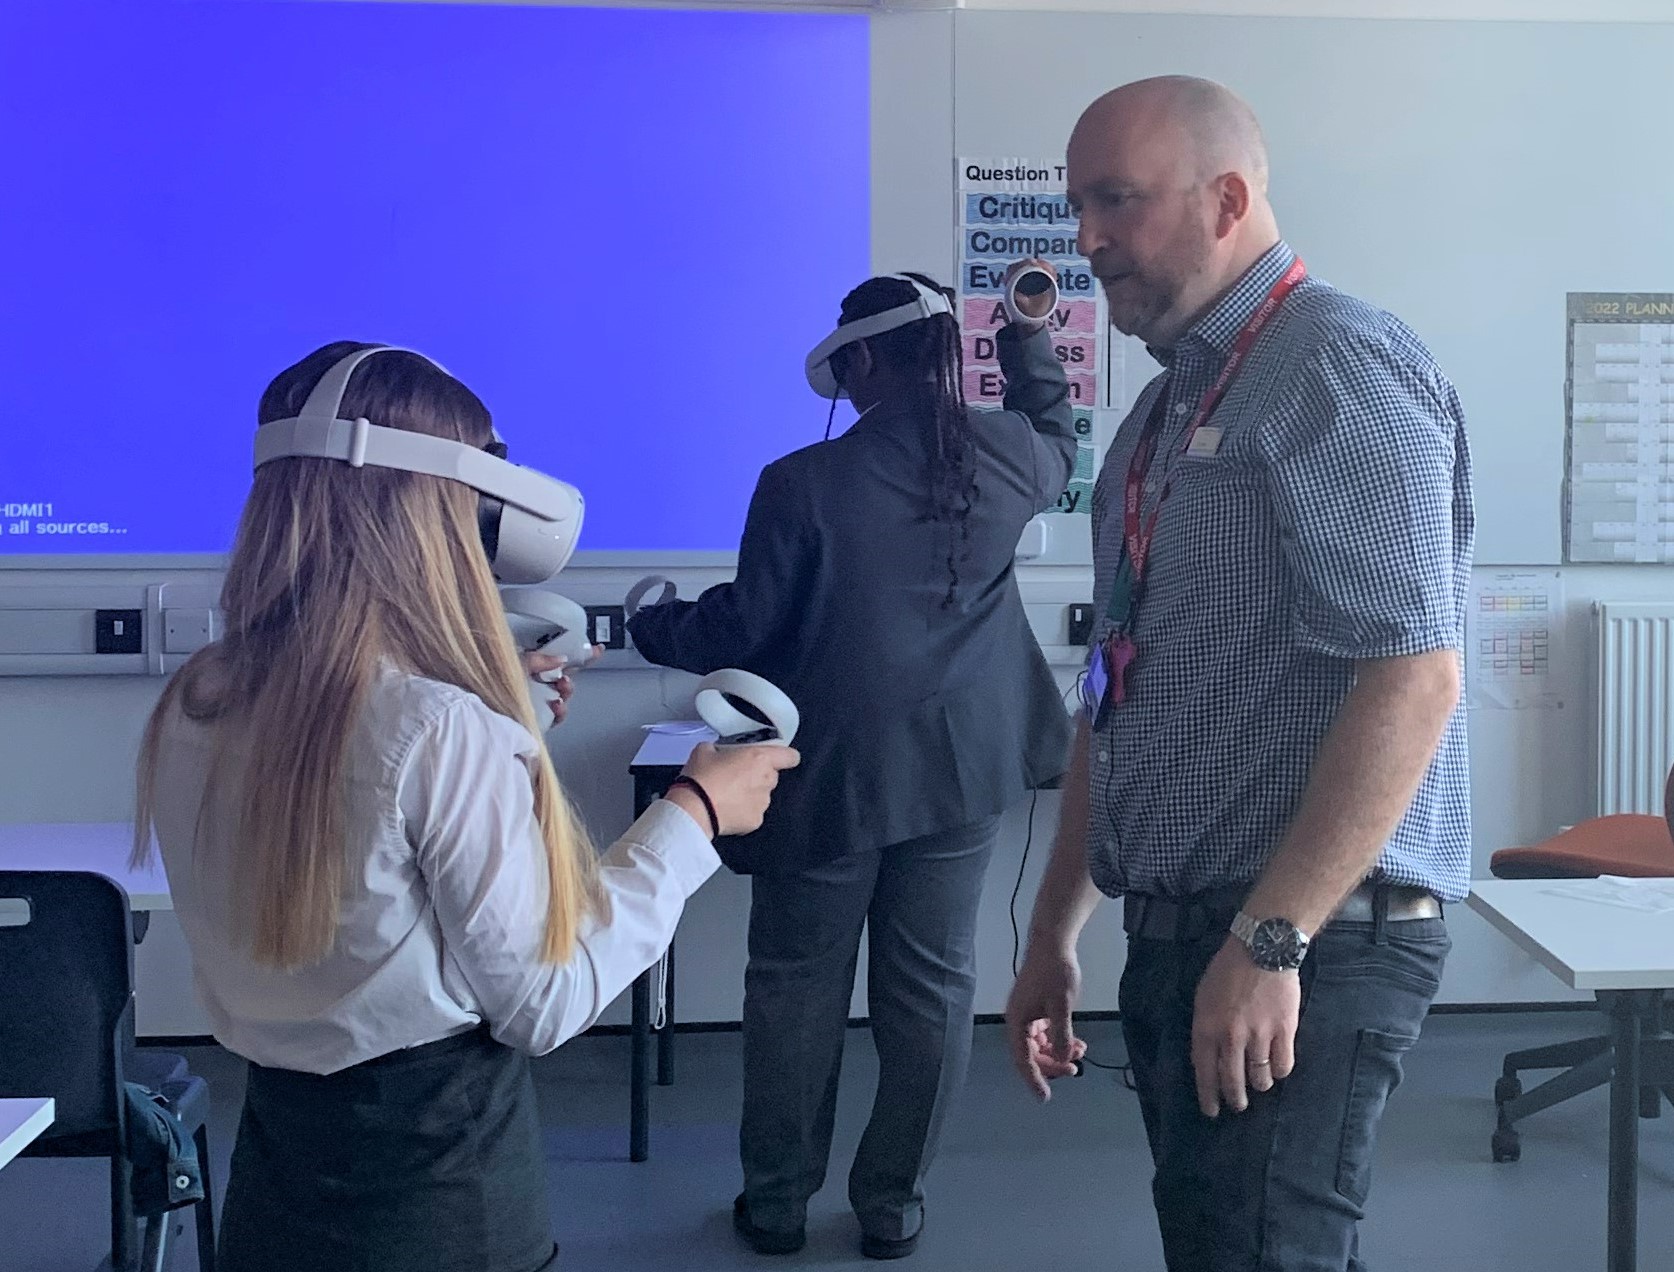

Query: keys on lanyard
left=1083, top=556, right=1141, bottom=730
left=1081, top=257, right=1307, bottom=726
left=1104, top=553, right=1143, bottom=705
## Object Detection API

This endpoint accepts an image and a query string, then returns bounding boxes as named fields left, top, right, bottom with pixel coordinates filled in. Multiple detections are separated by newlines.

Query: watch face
left=1249, top=918, right=1308, bottom=971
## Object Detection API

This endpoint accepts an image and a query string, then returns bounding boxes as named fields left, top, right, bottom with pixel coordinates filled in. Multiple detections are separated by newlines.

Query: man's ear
left=1212, top=171, right=1252, bottom=241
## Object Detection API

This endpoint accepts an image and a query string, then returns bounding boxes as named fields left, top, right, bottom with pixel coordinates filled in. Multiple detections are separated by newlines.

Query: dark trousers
left=1120, top=905, right=1449, bottom=1272
left=739, top=816, right=1000, bottom=1241
left=220, top=1026, right=559, bottom=1272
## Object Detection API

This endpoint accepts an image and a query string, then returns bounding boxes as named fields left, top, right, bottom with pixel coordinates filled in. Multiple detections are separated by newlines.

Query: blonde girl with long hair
left=134, top=343, right=797, bottom=1272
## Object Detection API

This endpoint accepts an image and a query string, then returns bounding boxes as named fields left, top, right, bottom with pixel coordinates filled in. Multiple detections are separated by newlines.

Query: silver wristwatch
left=1231, top=911, right=1311, bottom=972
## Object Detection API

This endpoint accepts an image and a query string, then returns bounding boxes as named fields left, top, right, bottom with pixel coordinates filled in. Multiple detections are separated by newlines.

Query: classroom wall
left=8, top=0, right=1674, bottom=1034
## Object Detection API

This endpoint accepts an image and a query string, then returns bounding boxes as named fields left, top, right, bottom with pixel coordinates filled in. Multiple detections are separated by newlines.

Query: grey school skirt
left=218, top=1025, right=558, bottom=1272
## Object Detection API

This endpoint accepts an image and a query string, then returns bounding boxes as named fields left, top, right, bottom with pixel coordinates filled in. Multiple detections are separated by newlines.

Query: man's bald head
left=1067, top=76, right=1280, bottom=347
left=1076, top=77, right=1269, bottom=193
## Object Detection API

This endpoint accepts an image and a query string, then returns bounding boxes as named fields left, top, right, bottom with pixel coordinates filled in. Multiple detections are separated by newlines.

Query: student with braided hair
left=629, top=259, right=1074, bottom=1261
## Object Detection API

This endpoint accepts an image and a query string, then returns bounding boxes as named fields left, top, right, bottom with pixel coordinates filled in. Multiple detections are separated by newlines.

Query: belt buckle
left=1352, top=883, right=1440, bottom=924
left=1386, top=886, right=1441, bottom=922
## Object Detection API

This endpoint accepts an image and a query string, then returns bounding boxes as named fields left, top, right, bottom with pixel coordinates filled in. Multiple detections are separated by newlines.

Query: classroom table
left=1469, top=879, right=1674, bottom=1272
left=0, top=823, right=168, bottom=940
left=0, top=1098, right=55, bottom=1173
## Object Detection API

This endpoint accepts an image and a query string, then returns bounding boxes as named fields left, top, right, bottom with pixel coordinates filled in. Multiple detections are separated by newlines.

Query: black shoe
left=861, top=1230, right=920, bottom=1261
left=732, top=1195, right=806, bottom=1256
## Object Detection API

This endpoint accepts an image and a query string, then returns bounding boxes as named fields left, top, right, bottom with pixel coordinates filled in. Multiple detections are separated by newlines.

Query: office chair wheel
left=1494, top=1075, right=1522, bottom=1107
left=1491, top=1127, right=1521, bottom=1163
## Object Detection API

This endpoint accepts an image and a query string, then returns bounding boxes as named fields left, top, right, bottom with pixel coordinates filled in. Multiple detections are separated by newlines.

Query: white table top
left=0, top=1098, right=54, bottom=1171
left=1468, top=879, right=1674, bottom=991
left=630, top=723, right=717, bottom=770
left=0, top=822, right=171, bottom=911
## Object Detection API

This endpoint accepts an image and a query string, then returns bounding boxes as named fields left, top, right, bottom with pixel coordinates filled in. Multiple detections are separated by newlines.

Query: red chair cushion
left=1490, top=813, right=1674, bottom=880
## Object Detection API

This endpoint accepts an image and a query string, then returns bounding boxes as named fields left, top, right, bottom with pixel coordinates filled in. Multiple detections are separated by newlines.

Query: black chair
left=1486, top=813, right=1674, bottom=1163
left=0, top=870, right=217, bottom=1271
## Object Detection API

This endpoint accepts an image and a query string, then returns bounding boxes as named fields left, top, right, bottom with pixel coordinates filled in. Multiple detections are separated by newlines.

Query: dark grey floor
left=4, top=1012, right=1671, bottom=1271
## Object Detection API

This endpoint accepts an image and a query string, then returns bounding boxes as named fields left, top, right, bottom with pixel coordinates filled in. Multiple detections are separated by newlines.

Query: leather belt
left=1122, top=882, right=1442, bottom=943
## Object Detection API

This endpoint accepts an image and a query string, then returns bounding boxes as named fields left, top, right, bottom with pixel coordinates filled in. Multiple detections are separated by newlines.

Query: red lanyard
left=1123, top=259, right=1307, bottom=581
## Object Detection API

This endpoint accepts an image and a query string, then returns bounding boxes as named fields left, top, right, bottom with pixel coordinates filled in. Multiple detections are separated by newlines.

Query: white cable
left=653, top=953, right=668, bottom=1032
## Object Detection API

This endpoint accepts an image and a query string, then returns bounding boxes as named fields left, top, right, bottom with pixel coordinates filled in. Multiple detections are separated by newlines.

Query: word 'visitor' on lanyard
left=1084, top=259, right=1307, bottom=725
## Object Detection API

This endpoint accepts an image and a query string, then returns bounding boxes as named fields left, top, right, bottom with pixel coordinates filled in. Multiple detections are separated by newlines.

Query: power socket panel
left=584, top=605, right=628, bottom=651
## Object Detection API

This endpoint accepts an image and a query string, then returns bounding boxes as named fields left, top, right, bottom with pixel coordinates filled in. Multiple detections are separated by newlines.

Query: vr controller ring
left=1003, top=265, right=1059, bottom=326
left=694, top=669, right=800, bottom=747
left=625, top=575, right=678, bottom=619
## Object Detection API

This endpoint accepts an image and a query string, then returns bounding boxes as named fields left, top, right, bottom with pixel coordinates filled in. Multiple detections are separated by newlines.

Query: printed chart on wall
left=1566, top=292, right=1674, bottom=562
left=1466, top=570, right=1565, bottom=711
left=957, top=159, right=1107, bottom=517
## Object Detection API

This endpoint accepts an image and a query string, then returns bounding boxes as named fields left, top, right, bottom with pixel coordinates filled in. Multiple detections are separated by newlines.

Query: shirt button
left=1174, top=403, right=1188, bottom=415
left=1098, top=748, right=1110, bottom=764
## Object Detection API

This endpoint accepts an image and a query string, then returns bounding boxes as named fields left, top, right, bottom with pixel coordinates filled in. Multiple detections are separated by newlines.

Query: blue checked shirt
left=1087, top=243, right=1474, bottom=903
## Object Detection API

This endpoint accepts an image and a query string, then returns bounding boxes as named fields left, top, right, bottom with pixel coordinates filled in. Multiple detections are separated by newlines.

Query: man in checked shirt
left=1006, top=76, right=1473, bottom=1270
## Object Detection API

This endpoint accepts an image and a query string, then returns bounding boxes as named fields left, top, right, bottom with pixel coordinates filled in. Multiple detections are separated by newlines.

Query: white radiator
left=1596, top=602, right=1674, bottom=815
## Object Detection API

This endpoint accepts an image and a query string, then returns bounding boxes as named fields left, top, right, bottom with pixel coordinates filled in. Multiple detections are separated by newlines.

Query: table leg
left=630, top=966, right=651, bottom=1163
left=1608, top=992, right=1641, bottom=1272
left=657, top=939, right=675, bottom=1087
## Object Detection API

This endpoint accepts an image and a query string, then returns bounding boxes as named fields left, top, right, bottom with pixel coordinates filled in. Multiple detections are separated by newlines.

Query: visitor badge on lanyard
left=1080, top=257, right=1307, bottom=725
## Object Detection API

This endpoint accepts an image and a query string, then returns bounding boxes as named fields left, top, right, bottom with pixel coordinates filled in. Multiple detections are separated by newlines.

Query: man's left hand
left=1191, top=937, right=1301, bottom=1117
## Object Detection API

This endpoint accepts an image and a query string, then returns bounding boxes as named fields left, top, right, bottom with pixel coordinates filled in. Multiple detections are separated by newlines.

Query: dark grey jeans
left=739, top=816, right=1000, bottom=1242
left=1120, top=908, right=1450, bottom=1271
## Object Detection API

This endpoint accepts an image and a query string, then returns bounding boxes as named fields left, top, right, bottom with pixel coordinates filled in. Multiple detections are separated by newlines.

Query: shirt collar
left=1146, top=241, right=1298, bottom=368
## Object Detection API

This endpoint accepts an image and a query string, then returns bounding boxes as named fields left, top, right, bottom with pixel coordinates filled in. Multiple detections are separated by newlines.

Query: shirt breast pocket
left=1156, top=453, right=1269, bottom=597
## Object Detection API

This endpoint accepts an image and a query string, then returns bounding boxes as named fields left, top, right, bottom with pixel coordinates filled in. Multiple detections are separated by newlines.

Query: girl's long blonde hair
left=133, top=342, right=601, bottom=969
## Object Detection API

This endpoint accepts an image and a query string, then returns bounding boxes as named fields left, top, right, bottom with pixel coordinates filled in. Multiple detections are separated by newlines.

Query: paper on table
left=1542, top=876, right=1674, bottom=913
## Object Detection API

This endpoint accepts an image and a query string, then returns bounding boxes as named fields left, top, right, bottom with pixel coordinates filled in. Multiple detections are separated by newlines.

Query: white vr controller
left=624, top=574, right=678, bottom=620
left=1003, top=264, right=1059, bottom=327
left=625, top=576, right=799, bottom=747
left=500, top=587, right=592, bottom=714
left=695, top=669, right=800, bottom=748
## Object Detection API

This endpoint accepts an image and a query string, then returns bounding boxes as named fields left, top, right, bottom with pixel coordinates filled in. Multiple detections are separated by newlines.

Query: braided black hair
left=831, top=273, right=975, bottom=607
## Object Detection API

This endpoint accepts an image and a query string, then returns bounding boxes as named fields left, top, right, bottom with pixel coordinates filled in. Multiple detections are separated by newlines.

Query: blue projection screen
left=0, top=1, right=870, bottom=559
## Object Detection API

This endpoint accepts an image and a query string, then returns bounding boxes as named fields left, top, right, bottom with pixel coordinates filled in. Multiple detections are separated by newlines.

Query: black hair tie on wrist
left=667, top=775, right=720, bottom=839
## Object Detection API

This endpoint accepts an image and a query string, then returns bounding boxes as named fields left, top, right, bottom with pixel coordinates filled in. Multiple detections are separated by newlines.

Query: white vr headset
left=252, top=346, right=585, bottom=585
left=804, top=275, right=954, bottom=401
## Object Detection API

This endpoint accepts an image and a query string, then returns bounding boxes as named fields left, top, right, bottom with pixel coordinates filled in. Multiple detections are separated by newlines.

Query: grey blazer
left=627, top=323, right=1077, bottom=875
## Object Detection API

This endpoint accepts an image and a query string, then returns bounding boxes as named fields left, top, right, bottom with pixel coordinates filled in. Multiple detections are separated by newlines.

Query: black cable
left=1012, top=676, right=1084, bottom=976
left=1010, top=788, right=1039, bottom=978
left=1081, top=1055, right=1136, bottom=1089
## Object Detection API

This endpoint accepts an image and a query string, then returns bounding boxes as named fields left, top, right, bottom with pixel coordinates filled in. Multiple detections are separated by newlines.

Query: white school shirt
left=150, top=666, right=719, bottom=1075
